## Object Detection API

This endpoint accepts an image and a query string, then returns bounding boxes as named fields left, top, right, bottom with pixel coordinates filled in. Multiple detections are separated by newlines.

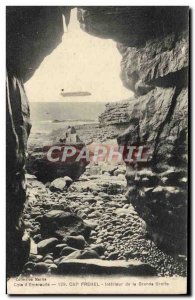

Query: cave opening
left=25, top=8, right=131, bottom=103
left=19, top=7, right=141, bottom=276
left=24, top=7, right=133, bottom=183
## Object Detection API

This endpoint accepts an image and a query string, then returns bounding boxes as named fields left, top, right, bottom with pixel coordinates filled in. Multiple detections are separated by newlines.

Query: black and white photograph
left=5, top=4, right=189, bottom=295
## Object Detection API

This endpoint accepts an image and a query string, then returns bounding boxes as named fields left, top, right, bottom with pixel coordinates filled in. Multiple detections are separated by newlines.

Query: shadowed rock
left=37, top=238, right=59, bottom=255
left=57, top=259, right=157, bottom=276
left=40, top=210, right=92, bottom=241
left=79, top=7, right=188, bottom=255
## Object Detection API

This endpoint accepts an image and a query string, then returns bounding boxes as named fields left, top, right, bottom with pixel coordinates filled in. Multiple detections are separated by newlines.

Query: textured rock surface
left=26, top=142, right=89, bottom=183
left=6, top=7, right=71, bottom=82
left=57, top=259, right=157, bottom=276
left=37, top=238, right=59, bottom=255
left=6, top=74, right=31, bottom=277
left=48, top=123, right=128, bottom=145
left=40, top=210, right=91, bottom=240
left=118, top=31, right=188, bottom=96
left=65, top=235, right=86, bottom=249
left=117, top=77, right=188, bottom=254
left=49, top=178, right=67, bottom=191
left=78, top=7, right=188, bottom=46
left=69, top=174, right=126, bottom=194
left=79, top=7, right=189, bottom=254
left=22, top=168, right=186, bottom=277
left=6, top=6, right=71, bottom=276
left=99, top=101, right=132, bottom=127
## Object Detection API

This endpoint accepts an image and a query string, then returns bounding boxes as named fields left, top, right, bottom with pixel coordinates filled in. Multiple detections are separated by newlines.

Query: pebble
left=22, top=169, right=187, bottom=277
left=33, top=262, right=49, bottom=274
left=65, top=235, right=86, bottom=250
left=108, top=252, right=119, bottom=260
left=37, top=238, right=59, bottom=255
left=77, top=249, right=100, bottom=259
left=60, top=246, right=78, bottom=256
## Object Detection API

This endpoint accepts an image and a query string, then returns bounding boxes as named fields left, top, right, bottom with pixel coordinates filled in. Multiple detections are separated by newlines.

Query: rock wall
left=6, top=74, right=31, bottom=276
left=99, top=100, right=132, bottom=127
left=118, top=86, right=188, bottom=254
left=6, top=6, right=71, bottom=276
left=118, top=31, right=188, bottom=96
left=79, top=7, right=189, bottom=254
left=77, top=7, right=188, bottom=46
left=6, top=7, right=71, bottom=82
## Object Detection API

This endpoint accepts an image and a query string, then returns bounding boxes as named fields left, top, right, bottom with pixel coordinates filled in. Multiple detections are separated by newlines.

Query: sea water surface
left=30, top=102, right=106, bottom=133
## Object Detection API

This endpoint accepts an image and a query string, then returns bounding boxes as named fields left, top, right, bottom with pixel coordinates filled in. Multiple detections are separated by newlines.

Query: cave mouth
left=23, top=9, right=133, bottom=252
left=24, top=7, right=133, bottom=183
left=24, top=8, right=132, bottom=104
left=22, top=7, right=141, bottom=272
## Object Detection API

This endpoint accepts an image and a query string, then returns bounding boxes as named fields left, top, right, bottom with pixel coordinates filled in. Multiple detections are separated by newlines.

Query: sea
left=30, top=102, right=107, bottom=133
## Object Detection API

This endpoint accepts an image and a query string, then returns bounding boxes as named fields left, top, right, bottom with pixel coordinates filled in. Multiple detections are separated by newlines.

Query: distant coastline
left=29, top=102, right=106, bottom=134
left=52, top=119, right=95, bottom=123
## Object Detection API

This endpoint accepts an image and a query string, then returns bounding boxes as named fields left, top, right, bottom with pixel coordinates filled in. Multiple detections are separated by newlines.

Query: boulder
left=50, top=178, right=67, bottom=192
left=50, top=264, right=58, bottom=274
left=65, top=235, right=86, bottom=250
left=49, top=176, right=73, bottom=191
left=26, top=141, right=89, bottom=183
left=37, top=238, right=59, bottom=255
left=25, top=173, right=37, bottom=180
left=64, top=176, right=73, bottom=184
left=108, top=252, right=119, bottom=260
left=69, top=175, right=126, bottom=195
left=33, top=262, right=49, bottom=274
left=40, top=210, right=91, bottom=241
left=57, top=249, right=100, bottom=261
left=57, top=259, right=157, bottom=276
left=90, top=244, right=105, bottom=256
left=61, top=250, right=81, bottom=260
left=77, top=250, right=100, bottom=259
left=60, top=246, right=78, bottom=256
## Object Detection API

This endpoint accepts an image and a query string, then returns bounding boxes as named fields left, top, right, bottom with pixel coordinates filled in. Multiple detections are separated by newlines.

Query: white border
left=1, top=0, right=193, bottom=5
left=0, top=1, right=193, bottom=299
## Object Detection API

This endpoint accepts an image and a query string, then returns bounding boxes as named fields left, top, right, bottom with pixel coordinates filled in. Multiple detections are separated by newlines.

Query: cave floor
left=22, top=167, right=187, bottom=277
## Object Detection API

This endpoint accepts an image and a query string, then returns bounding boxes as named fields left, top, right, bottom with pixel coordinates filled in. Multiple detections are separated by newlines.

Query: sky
left=24, top=8, right=132, bottom=103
